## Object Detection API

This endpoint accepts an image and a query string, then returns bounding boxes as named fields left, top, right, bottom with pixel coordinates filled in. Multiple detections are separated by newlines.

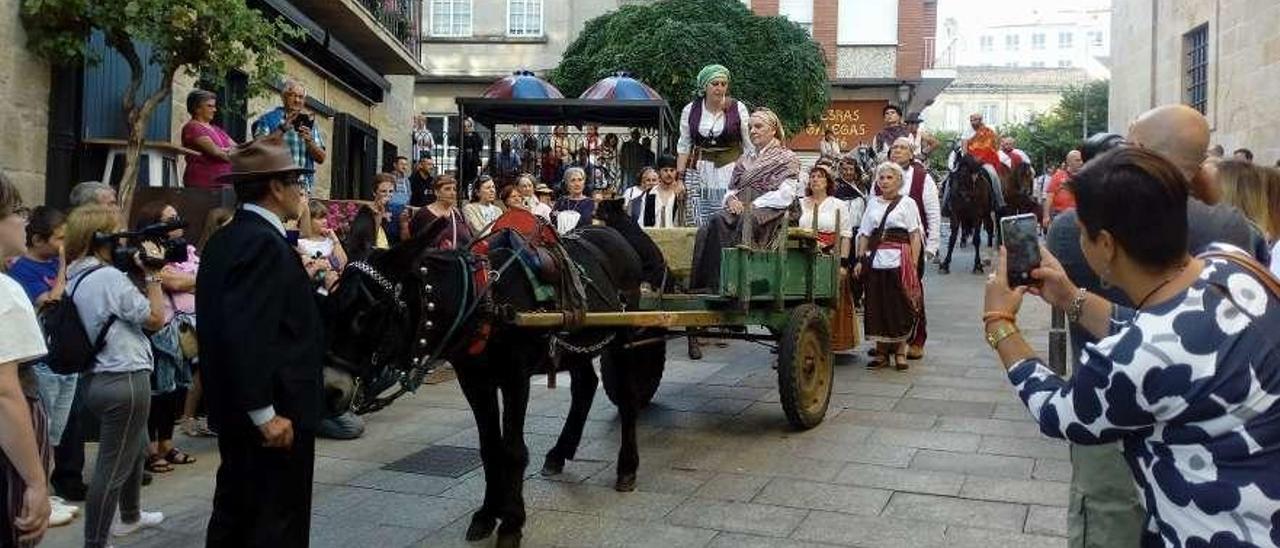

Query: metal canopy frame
left=456, top=97, right=678, bottom=157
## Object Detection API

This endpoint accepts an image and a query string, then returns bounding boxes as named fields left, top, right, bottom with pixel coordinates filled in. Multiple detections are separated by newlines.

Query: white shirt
left=622, top=185, right=646, bottom=211
left=676, top=99, right=755, bottom=157
left=0, top=274, right=47, bottom=365
left=858, top=196, right=923, bottom=269
left=998, top=149, right=1033, bottom=170
left=1271, top=240, right=1280, bottom=279
left=724, top=178, right=800, bottom=210
left=530, top=200, right=552, bottom=221
left=798, top=196, right=855, bottom=238
left=634, top=187, right=683, bottom=229
left=902, top=164, right=942, bottom=257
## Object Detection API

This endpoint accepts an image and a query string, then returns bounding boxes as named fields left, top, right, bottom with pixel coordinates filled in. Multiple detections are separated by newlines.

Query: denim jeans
left=33, top=363, right=78, bottom=445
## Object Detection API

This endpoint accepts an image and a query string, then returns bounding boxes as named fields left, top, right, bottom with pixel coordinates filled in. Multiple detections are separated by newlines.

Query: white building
left=938, top=0, right=1111, bottom=79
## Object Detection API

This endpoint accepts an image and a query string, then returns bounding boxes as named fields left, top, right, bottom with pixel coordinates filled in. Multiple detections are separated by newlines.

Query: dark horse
left=995, top=162, right=1041, bottom=244
left=323, top=217, right=654, bottom=548
left=940, top=150, right=994, bottom=274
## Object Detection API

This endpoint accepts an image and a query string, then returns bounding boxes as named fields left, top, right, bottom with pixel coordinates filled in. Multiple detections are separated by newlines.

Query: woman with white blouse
left=676, top=64, right=754, bottom=225
left=462, top=176, right=502, bottom=235
left=800, top=163, right=860, bottom=350
left=854, top=162, right=923, bottom=370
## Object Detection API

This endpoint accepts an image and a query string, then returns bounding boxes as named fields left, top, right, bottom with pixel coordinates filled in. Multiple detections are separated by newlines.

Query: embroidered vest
left=688, top=98, right=742, bottom=151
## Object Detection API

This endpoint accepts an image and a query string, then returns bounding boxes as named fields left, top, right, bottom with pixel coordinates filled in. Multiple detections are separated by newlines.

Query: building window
left=837, top=0, right=898, bottom=45
left=1058, top=31, right=1073, bottom=49
left=780, top=0, right=814, bottom=36
left=945, top=104, right=962, bottom=132
left=979, top=35, right=994, bottom=52
left=430, top=0, right=472, bottom=37
left=1058, top=59, right=1073, bottom=67
left=1183, top=24, right=1209, bottom=114
left=1032, top=33, right=1045, bottom=50
left=1088, top=31, right=1104, bottom=47
left=507, top=0, right=542, bottom=37
left=1030, top=61, right=1045, bottom=68
left=1005, top=34, right=1020, bottom=51
left=980, top=103, right=1000, bottom=126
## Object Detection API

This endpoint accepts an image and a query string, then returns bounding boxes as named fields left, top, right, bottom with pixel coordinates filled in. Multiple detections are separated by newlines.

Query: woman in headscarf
left=689, top=108, right=799, bottom=292
left=854, top=162, right=923, bottom=370
left=800, top=163, right=859, bottom=351
left=677, top=64, right=754, bottom=226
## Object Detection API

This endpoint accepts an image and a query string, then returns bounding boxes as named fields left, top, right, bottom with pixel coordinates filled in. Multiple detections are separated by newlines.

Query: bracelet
left=985, top=321, right=1020, bottom=349
left=982, top=311, right=1017, bottom=324
left=1066, top=288, right=1088, bottom=323
left=144, top=275, right=162, bottom=285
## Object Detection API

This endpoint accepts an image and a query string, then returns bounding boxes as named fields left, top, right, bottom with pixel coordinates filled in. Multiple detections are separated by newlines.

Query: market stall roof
left=580, top=72, right=663, bottom=101
left=482, top=70, right=564, bottom=99
left=456, top=97, right=677, bottom=131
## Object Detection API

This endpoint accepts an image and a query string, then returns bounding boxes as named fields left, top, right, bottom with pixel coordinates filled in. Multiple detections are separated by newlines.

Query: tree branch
left=114, top=34, right=143, bottom=117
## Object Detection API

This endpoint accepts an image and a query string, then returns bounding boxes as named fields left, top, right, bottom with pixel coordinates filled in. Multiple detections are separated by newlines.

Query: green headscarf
left=696, top=64, right=731, bottom=93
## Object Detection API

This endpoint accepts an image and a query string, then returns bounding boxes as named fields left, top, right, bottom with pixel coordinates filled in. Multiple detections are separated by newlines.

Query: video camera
left=93, top=219, right=190, bottom=273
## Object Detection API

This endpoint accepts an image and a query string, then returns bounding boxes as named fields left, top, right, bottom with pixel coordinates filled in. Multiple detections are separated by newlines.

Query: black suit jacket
left=196, top=209, right=324, bottom=435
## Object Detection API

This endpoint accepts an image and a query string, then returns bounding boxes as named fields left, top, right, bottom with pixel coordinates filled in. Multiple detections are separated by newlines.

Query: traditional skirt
left=832, top=266, right=861, bottom=351
left=689, top=185, right=787, bottom=292
left=863, top=230, right=922, bottom=343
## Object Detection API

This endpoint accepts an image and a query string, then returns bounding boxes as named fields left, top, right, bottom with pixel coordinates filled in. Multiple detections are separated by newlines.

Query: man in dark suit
left=197, top=134, right=324, bottom=547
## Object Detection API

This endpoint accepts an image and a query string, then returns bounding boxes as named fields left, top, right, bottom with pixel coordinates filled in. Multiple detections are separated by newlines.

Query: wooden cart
left=512, top=227, right=842, bottom=429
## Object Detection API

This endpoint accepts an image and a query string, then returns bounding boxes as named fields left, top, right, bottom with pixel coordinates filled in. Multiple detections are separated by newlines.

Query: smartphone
left=999, top=213, right=1041, bottom=286
left=292, top=113, right=314, bottom=130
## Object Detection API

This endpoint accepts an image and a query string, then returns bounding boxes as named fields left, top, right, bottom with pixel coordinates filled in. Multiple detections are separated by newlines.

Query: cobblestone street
left=44, top=245, right=1069, bottom=548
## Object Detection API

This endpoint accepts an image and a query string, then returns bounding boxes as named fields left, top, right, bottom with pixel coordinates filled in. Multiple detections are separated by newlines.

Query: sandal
left=145, top=455, right=174, bottom=473
left=165, top=448, right=197, bottom=465
left=866, top=358, right=885, bottom=370
left=895, top=354, right=909, bottom=371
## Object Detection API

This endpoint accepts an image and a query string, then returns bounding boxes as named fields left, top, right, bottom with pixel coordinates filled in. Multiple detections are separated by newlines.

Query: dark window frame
left=1183, top=24, right=1210, bottom=115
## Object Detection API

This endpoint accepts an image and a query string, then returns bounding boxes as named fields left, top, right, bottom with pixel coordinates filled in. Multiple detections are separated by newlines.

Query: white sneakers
left=110, top=510, right=165, bottom=537
left=49, top=496, right=79, bottom=527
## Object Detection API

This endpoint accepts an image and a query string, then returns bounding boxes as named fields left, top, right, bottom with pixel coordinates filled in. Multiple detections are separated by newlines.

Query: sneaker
left=111, top=511, right=164, bottom=536
left=181, top=417, right=216, bottom=438
left=50, top=496, right=80, bottom=516
left=49, top=505, right=75, bottom=527
left=51, top=479, right=88, bottom=502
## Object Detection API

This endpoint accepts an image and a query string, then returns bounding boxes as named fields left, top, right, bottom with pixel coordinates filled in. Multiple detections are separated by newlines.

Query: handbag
left=1198, top=249, right=1280, bottom=299
left=856, top=197, right=903, bottom=277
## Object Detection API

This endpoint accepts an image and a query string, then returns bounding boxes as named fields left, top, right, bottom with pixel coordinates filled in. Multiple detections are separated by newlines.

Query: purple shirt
left=182, top=121, right=235, bottom=189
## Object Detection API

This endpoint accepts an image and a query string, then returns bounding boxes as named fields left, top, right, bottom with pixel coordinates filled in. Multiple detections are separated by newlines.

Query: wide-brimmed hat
left=534, top=184, right=554, bottom=195
left=905, top=113, right=923, bottom=124
left=218, top=133, right=313, bottom=184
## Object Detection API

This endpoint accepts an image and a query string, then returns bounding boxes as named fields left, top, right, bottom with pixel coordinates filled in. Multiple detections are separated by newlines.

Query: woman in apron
left=677, top=64, right=754, bottom=226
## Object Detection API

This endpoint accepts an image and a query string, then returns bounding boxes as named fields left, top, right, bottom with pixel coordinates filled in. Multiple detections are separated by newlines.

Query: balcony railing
left=357, top=0, right=421, bottom=59
left=924, top=37, right=956, bottom=69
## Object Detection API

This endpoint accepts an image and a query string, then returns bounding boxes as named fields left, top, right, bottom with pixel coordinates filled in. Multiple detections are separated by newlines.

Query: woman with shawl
left=689, top=108, right=800, bottom=292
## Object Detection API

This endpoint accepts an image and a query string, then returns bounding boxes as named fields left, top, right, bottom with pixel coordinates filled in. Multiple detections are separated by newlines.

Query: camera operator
left=251, top=79, right=326, bottom=194
left=64, top=204, right=167, bottom=546
left=132, top=201, right=199, bottom=476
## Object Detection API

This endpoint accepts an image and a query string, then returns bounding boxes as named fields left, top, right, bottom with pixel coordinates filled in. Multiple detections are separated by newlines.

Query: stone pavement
left=43, top=244, right=1070, bottom=548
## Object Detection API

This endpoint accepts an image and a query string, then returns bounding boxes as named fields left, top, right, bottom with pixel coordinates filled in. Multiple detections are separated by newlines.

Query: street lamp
left=896, top=84, right=911, bottom=109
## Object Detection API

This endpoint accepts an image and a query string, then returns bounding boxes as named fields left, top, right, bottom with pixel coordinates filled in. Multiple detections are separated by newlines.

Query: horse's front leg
left=600, top=343, right=640, bottom=492
left=454, top=362, right=504, bottom=542
left=541, top=353, right=598, bottom=476
left=496, top=359, right=531, bottom=548
left=972, top=220, right=986, bottom=274
left=940, top=217, right=958, bottom=274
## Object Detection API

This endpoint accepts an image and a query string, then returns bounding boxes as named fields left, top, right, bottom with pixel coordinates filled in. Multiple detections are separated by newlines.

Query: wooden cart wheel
left=777, top=304, right=834, bottom=429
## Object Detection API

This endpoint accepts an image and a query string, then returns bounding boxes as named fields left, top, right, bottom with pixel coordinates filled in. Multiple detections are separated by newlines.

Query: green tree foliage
left=550, top=0, right=830, bottom=135
left=998, top=80, right=1109, bottom=171
left=21, top=0, right=298, bottom=213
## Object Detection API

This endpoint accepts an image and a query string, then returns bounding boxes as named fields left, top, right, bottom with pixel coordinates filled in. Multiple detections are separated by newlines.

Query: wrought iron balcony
left=356, top=0, right=420, bottom=60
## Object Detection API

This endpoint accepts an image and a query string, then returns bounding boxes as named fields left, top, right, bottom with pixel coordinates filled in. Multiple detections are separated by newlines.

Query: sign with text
left=789, top=100, right=889, bottom=152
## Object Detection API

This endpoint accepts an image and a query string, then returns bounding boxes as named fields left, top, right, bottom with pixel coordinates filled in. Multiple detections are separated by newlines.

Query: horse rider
left=904, top=114, right=940, bottom=162
left=962, top=113, right=1001, bottom=168
left=873, top=104, right=912, bottom=161
left=997, top=137, right=1033, bottom=180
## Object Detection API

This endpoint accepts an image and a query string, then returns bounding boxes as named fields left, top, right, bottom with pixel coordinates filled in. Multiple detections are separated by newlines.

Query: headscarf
left=697, top=64, right=731, bottom=93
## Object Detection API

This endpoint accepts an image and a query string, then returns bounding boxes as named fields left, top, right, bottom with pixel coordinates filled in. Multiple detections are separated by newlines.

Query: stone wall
left=1109, top=0, right=1280, bottom=163
left=0, top=0, right=51, bottom=205
left=837, top=46, right=898, bottom=79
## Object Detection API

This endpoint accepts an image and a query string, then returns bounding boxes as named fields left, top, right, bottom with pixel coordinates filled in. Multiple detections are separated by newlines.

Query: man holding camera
left=198, top=134, right=324, bottom=546
left=252, top=79, right=327, bottom=193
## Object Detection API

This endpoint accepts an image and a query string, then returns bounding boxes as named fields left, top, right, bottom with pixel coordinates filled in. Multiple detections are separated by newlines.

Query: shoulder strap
left=864, top=197, right=904, bottom=257
left=1198, top=250, right=1280, bottom=298
left=68, top=264, right=119, bottom=351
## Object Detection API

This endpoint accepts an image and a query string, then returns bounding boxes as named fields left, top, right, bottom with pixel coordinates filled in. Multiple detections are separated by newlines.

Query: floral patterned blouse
left=1008, top=244, right=1280, bottom=547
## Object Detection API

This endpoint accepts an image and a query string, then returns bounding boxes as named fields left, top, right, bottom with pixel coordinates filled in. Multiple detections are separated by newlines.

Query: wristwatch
left=985, top=322, right=1019, bottom=349
left=144, top=275, right=162, bottom=285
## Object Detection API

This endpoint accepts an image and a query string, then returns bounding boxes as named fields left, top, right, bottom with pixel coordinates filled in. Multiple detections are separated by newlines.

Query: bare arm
left=910, top=231, right=922, bottom=266
left=159, top=267, right=196, bottom=293
left=0, top=363, right=49, bottom=542
left=191, top=135, right=230, bottom=162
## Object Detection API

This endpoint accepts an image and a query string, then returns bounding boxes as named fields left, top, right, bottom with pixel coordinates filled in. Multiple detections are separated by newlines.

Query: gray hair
left=563, top=167, right=586, bottom=182
left=874, top=161, right=905, bottom=183
left=186, top=89, right=217, bottom=115
left=69, top=181, right=114, bottom=207
left=281, top=78, right=306, bottom=96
